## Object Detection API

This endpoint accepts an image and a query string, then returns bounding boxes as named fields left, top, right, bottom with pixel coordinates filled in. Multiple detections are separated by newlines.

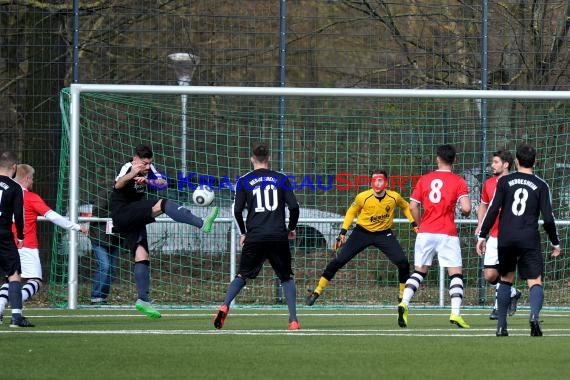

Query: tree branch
left=0, top=0, right=104, bottom=11
left=542, top=1, right=570, bottom=79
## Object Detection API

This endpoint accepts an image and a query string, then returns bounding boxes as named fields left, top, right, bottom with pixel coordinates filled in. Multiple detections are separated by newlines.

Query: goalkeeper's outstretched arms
left=334, top=196, right=360, bottom=250
left=341, top=199, right=360, bottom=231
left=334, top=228, right=347, bottom=250
left=396, top=194, right=419, bottom=233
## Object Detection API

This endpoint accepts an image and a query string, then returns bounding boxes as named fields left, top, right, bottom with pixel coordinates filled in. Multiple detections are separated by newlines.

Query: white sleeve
left=150, top=164, right=164, bottom=178
left=44, top=210, right=81, bottom=231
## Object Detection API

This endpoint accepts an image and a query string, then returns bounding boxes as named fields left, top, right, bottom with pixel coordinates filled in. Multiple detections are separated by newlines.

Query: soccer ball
left=192, top=186, right=215, bottom=206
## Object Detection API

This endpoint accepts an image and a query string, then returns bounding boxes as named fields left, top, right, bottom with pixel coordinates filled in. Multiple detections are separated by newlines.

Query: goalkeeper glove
left=334, top=229, right=347, bottom=250
left=411, top=221, right=419, bottom=234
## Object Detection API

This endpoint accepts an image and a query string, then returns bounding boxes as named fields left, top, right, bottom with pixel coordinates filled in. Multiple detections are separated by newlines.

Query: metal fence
left=3, top=0, right=570, bottom=286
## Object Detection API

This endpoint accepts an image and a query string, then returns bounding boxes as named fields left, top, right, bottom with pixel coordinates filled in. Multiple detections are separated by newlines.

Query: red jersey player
left=0, top=164, right=87, bottom=322
left=397, top=144, right=472, bottom=329
left=475, top=150, right=521, bottom=320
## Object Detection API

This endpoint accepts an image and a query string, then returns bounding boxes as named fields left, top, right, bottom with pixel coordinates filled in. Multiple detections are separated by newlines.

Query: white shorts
left=483, top=236, right=499, bottom=266
left=414, top=233, right=462, bottom=268
left=18, top=247, right=42, bottom=280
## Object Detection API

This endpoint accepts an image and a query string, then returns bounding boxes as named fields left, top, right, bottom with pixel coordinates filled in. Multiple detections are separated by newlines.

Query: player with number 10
left=397, top=144, right=472, bottom=329
left=214, top=142, right=301, bottom=330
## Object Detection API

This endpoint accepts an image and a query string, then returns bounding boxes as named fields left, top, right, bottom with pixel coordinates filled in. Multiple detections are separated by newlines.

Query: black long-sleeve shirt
left=233, top=168, right=299, bottom=242
left=479, top=172, right=559, bottom=248
left=0, top=175, right=24, bottom=240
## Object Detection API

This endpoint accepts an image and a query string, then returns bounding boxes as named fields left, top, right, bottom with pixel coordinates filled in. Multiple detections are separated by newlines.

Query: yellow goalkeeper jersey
left=341, top=189, right=414, bottom=232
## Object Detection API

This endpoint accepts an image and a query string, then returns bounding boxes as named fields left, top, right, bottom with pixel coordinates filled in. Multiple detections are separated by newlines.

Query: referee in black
left=213, top=142, right=300, bottom=330
left=477, top=144, right=561, bottom=337
left=0, top=151, right=33, bottom=327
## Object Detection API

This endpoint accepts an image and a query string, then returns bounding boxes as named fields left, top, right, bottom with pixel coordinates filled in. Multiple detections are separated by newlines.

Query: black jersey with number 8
left=480, top=172, right=559, bottom=248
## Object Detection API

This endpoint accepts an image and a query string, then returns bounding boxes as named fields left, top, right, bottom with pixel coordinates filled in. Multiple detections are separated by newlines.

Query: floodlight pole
left=168, top=53, right=200, bottom=175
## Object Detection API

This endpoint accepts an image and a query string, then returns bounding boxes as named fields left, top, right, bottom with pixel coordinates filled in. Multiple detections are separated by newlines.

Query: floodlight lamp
left=168, top=52, right=200, bottom=84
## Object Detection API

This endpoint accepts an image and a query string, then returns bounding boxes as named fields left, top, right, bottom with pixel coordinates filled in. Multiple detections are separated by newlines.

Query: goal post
left=55, top=84, right=570, bottom=310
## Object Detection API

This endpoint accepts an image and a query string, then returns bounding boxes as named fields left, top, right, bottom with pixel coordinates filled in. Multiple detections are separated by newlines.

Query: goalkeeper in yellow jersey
left=307, top=169, right=419, bottom=306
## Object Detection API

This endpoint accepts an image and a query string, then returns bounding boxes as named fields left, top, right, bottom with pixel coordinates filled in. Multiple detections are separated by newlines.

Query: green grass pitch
left=3, top=307, right=569, bottom=379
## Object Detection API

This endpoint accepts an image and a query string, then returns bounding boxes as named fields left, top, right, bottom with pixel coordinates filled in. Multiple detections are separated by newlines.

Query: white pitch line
left=20, top=311, right=570, bottom=319
left=2, top=328, right=570, bottom=337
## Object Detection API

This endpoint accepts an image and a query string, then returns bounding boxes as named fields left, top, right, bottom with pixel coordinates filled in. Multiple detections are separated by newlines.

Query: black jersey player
left=477, top=144, right=561, bottom=337
left=0, top=151, right=32, bottom=327
left=213, top=142, right=300, bottom=330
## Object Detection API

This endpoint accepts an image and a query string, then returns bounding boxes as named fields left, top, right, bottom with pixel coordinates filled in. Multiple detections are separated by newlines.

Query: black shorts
left=338, top=226, right=407, bottom=265
left=0, top=234, right=21, bottom=276
left=112, top=199, right=157, bottom=256
left=498, top=245, right=543, bottom=280
left=112, top=199, right=157, bottom=233
left=122, top=229, right=149, bottom=257
left=238, top=240, right=293, bottom=282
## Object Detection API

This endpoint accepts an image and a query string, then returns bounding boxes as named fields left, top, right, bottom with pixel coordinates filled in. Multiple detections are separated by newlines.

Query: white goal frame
left=67, top=84, right=570, bottom=309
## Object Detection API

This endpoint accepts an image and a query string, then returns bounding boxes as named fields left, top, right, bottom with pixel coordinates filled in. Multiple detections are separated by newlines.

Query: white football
left=192, top=186, right=215, bottom=206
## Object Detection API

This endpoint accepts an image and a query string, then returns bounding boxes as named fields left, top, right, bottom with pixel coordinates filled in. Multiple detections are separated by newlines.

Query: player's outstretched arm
left=45, top=210, right=86, bottom=234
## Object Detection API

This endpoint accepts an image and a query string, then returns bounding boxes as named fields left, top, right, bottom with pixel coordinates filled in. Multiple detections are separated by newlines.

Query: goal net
left=52, top=85, right=570, bottom=309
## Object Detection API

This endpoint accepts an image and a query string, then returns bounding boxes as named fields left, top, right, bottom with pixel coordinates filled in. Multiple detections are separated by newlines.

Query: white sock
left=402, top=272, right=424, bottom=305
left=449, top=276, right=464, bottom=315
left=22, top=279, right=41, bottom=303
left=0, top=283, right=8, bottom=315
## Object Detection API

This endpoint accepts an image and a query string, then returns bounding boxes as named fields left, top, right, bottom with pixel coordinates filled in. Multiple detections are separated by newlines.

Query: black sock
left=529, top=284, right=544, bottom=320
left=282, top=279, right=298, bottom=322
left=223, top=277, right=246, bottom=306
left=164, top=200, right=203, bottom=228
left=135, top=261, right=150, bottom=301
left=497, top=281, right=511, bottom=329
left=8, top=281, right=23, bottom=310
